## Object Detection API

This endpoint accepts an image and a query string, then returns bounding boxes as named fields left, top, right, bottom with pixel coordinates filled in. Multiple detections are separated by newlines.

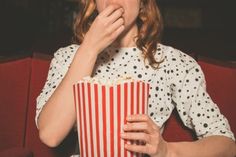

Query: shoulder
left=54, top=44, right=80, bottom=59
left=156, top=43, right=199, bottom=70
left=51, top=44, right=80, bottom=66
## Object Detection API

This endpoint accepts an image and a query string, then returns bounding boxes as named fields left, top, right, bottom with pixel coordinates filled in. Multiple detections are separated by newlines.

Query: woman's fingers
left=121, top=132, right=151, bottom=143
left=100, top=4, right=123, bottom=17
left=99, top=4, right=124, bottom=27
left=107, top=17, right=124, bottom=34
left=123, top=122, right=153, bottom=134
left=126, top=114, right=160, bottom=130
left=107, top=8, right=124, bottom=24
left=83, top=4, right=125, bottom=53
left=96, top=4, right=125, bottom=42
left=121, top=114, right=166, bottom=156
left=126, top=114, right=151, bottom=122
left=108, top=24, right=125, bottom=41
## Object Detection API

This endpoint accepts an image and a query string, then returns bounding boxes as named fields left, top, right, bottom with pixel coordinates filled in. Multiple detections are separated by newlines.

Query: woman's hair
left=73, top=0, right=164, bottom=69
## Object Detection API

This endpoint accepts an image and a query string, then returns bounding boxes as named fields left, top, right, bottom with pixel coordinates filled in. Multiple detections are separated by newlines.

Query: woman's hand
left=82, top=4, right=125, bottom=55
left=121, top=114, right=170, bottom=157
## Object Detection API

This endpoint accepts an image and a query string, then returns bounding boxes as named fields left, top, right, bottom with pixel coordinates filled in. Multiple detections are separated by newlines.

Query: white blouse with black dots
left=35, top=43, right=235, bottom=141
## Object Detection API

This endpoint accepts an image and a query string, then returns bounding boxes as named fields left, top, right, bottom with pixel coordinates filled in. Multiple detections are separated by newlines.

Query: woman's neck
left=112, top=24, right=138, bottom=48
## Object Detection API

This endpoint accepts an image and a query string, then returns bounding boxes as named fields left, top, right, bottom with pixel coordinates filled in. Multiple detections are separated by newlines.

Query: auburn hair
left=73, top=0, right=164, bottom=69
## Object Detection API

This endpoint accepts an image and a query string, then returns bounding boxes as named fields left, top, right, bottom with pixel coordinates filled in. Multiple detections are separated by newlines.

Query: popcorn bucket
left=73, top=79, right=150, bottom=157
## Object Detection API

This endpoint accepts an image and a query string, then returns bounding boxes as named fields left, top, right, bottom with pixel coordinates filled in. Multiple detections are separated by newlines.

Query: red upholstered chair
left=24, top=53, right=77, bottom=157
left=0, top=147, right=33, bottom=157
left=198, top=57, right=236, bottom=135
left=162, top=109, right=196, bottom=142
left=0, top=57, right=33, bottom=156
left=0, top=54, right=77, bottom=157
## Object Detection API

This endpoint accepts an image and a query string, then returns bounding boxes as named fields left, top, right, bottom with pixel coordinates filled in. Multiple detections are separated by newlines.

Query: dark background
left=0, top=0, right=236, bottom=60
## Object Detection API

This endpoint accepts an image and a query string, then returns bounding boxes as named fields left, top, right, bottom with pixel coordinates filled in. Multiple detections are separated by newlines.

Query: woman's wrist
left=78, top=42, right=100, bottom=58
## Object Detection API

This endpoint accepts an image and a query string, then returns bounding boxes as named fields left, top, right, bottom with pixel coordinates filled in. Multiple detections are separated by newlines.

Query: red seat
left=0, top=54, right=77, bottom=157
left=0, top=57, right=33, bottom=157
left=0, top=57, right=31, bottom=150
left=162, top=109, right=196, bottom=142
left=24, top=53, right=77, bottom=157
left=198, top=57, right=236, bottom=135
left=0, top=147, right=33, bottom=157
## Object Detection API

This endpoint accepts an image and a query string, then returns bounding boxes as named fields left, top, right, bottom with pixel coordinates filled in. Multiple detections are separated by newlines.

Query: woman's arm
left=38, top=44, right=98, bottom=147
left=121, top=115, right=236, bottom=157
left=168, top=136, right=236, bottom=157
left=38, top=4, right=125, bottom=147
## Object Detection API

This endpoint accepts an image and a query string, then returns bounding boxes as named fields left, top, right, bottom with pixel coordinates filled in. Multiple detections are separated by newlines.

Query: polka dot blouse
left=36, top=43, right=235, bottom=141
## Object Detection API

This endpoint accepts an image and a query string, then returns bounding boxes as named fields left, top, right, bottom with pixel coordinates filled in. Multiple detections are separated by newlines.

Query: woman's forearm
left=168, top=136, right=235, bottom=157
left=38, top=44, right=98, bottom=147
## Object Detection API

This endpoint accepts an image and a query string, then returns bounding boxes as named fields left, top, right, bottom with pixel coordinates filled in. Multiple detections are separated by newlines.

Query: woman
left=36, top=0, right=236, bottom=156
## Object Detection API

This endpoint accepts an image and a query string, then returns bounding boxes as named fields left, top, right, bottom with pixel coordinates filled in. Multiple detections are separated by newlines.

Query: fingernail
left=123, top=124, right=128, bottom=129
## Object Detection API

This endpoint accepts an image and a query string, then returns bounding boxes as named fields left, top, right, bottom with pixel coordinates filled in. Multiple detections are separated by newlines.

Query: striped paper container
left=73, top=80, right=150, bottom=157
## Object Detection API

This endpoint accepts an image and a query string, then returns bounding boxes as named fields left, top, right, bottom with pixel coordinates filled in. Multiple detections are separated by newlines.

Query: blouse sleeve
left=35, top=45, right=78, bottom=128
left=170, top=51, right=235, bottom=141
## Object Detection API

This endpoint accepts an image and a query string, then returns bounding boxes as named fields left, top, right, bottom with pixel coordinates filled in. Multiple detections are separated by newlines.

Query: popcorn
left=78, top=75, right=136, bottom=86
left=73, top=77, right=150, bottom=157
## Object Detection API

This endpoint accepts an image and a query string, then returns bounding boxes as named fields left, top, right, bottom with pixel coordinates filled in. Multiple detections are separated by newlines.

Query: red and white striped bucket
left=73, top=80, right=150, bottom=157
